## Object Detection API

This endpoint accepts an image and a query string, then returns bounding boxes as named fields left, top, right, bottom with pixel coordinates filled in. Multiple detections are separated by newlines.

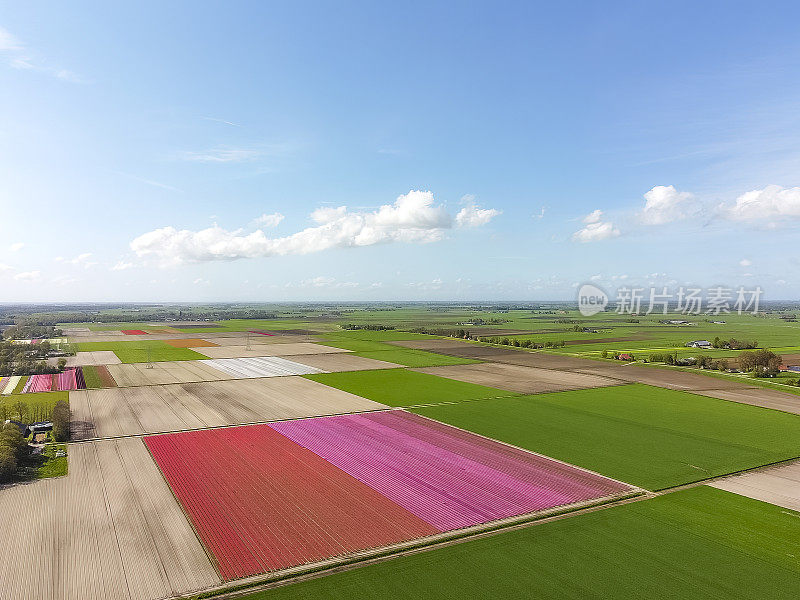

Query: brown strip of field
left=693, top=387, right=800, bottom=415
left=412, top=363, right=621, bottom=394
left=708, top=459, right=800, bottom=511
left=95, top=364, right=118, bottom=387
left=69, top=377, right=388, bottom=439
left=573, top=365, right=753, bottom=391
left=288, top=353, right=403, bottom=372
left=164, top=338, right=220, bottom=348
left=193, top=342, right=350, bottom=359
left=0, top=438, right=221, bottom=600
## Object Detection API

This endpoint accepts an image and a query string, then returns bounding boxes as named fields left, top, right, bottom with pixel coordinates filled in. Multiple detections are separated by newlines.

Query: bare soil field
left=0, top=438, right=221, bottom=600
left=64, top=351, right=122, bottom=367
left=193, top=342, right=350, bottom=359
left=693, top=387, right=800, bottom=415
left=69, top=376, right=387, bottom=439
left=412, top=363, right=621, bottom=394
left=288, top=353, right=404, bottom=372
left=391, top=340, right=601, bottom=370
left=164, top=338, right=219, bottom=348
left=574, top=365, right=755, bottom=391
left=106, top=361, right=230, bottom=387
left=709, top=459, right=800, bottom=511
left=199, top=334, right=315, bottom=345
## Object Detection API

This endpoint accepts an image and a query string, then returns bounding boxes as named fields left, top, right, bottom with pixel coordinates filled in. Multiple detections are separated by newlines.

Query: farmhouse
left=686, top=340, right=712, bottom=349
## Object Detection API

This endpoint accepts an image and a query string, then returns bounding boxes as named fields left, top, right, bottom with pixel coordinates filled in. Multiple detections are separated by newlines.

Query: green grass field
left=412, top=384, right=800, bottom=490
left=0, top=391, right=68, bottom=422
left=35, top=444, right=68, bottom=479
left=304, top=369, right=515, bottom=407
left=74, top=340, right=206, bottom=363
left=240, top=487, right=800, bottom=599
left=318, top=333, right=478, bottom=367
left=81, top=365, right=104, bottom=389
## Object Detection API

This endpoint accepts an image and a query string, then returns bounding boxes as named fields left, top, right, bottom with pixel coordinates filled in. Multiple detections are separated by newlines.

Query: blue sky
left=2, top=1, right=800, bottom=302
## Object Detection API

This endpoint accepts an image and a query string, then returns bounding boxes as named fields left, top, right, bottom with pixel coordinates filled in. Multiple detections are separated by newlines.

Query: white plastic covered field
left=200, top=356, right=325, bottom=378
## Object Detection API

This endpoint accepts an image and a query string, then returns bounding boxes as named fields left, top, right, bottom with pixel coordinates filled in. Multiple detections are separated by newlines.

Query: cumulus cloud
left=14, top=270, right=40, bottom=281
left=0, top=263, right=14, bottom=272
left=131, top=190, right=498, bottom=266
left=739, top=258, right=752, bottom=267
left=253, top=212, right=284, bottom=228
left=722, top=185, right=800, bottom=225
left=9, top=242, right=24, bottom=252
left=572, top=210, right=620, bottom=243
left=639, top=185, right=694, bottom=225
left=455, top=196, right=501, bottom=228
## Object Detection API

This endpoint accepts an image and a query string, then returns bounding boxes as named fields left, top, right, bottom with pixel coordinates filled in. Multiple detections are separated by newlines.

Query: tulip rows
left=22, top=368, right=87, bottom=393
left=146, top=411, right=632, bottom=581
left=145, top=424, right=437, bottom=580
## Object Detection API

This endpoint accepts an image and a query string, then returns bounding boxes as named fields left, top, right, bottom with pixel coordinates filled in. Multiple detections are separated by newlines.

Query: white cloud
left=131, top=190, right=498, bottom=266
left=572, top=210, right=620, bottom=242
left=0, top=263, right=14, bottom=271
left=9, top=242, right=24, bottom=252
left=253, top=212, right=284, bottom=228
left=0, top=26, right=80, bottom=80
left=111, top=260, right=134, bottom=271
left=66, top=253, right=97, bottom=269
left=582, top=209, right=603, bottom=224
left=533, top=207, right=546, bottom=220
left=739, top=258, right=752, bottom=267
left=639, top=185, right=694, bottom=225
left=722, top=185, right=800, bottom=224
left=177, top=147, right=262, bottom=163
left=14, top=270, right=40, bottom=281
left=455, top=196, right=501, bottom=228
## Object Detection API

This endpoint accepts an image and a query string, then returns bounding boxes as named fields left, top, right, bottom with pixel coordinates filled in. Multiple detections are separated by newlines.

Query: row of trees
left=0, top=422, right=29, bottom=482
left=341, top=324, right=396, bottom=331
left=711, top=337, right=758, bottom=349
left=2, top=325, right=63, bottom=340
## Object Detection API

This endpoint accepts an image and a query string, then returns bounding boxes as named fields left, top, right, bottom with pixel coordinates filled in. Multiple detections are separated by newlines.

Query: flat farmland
left=64, top=351, right=121, bottom=366
left=240, top=487, right=800, bottom=600
left=412, top=384, right=800, bottom=490
left=693, top=387, right=800, bottom=415
left=710, top=459, right=800, bottom=511
left=304, top=368, right=516, bottom=407
left=164, top=338, right=219, bottom=348
left=70, top=377, right=387, bottom=439
left=74, top=340, right=208, bottom=363
left=413, top=362, right=621, bottom=394
left=193, top=342, right=350, bottom=359
left=200, top=356, right=325, bottom=378
left=0, top=438, right=221, bottom=600
left=106, top=360, right=229, bottom=387
left=574, top=363, right=755, bottom=391
left=146, top=412, right=631, bottom=579
left=287, top=353, right=403, bottom=372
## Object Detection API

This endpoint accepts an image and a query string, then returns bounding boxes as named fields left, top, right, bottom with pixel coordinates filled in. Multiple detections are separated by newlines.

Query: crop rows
left=200, top=356, right=325, bottom=378
left=145, top=425, right=438, bottom=580
left=271, top=411, right=631, bottom=530
left=146, top=411, right=633, bottom=580
left=22, top=368, right=87, bottom=393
